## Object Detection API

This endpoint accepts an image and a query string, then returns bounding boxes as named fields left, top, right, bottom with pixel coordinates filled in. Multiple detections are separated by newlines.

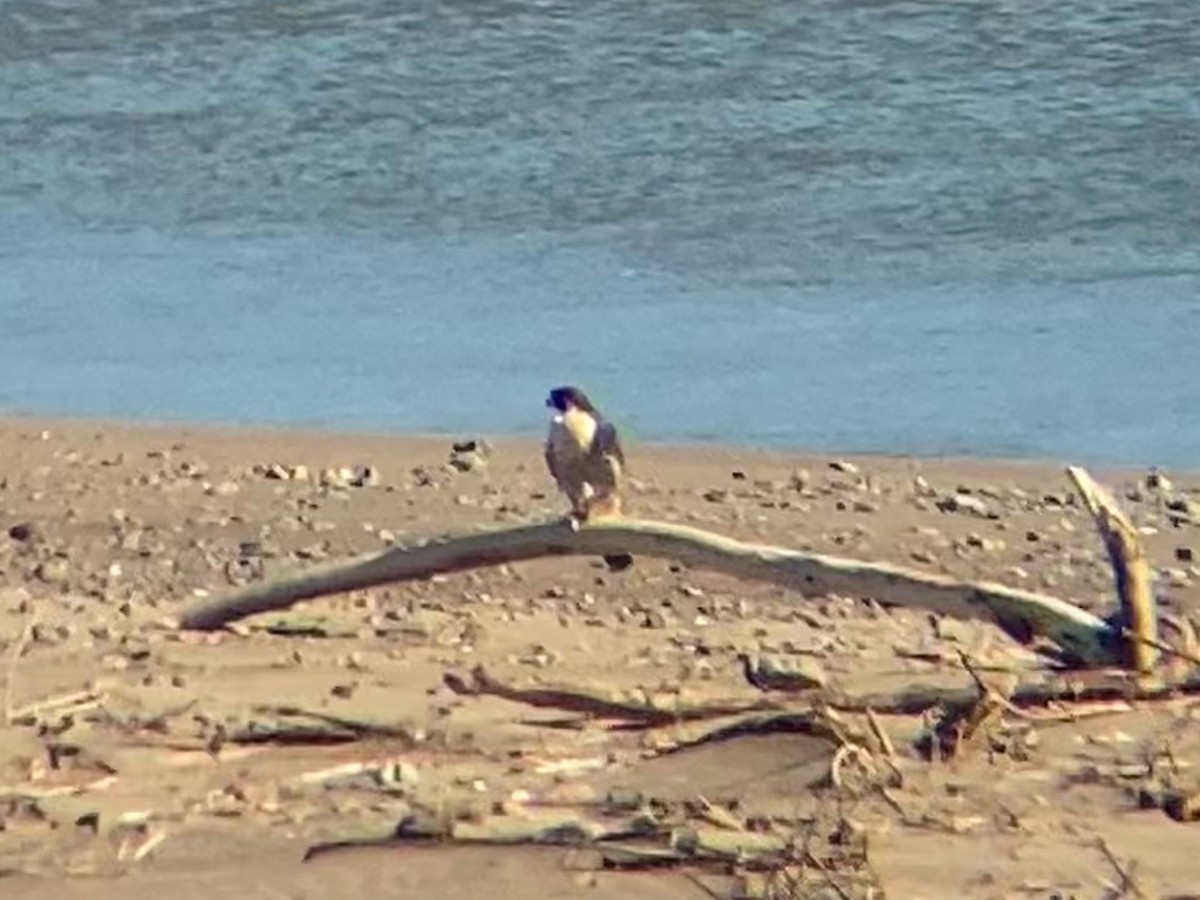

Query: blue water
left=2, top=0, right=1198, bottom=464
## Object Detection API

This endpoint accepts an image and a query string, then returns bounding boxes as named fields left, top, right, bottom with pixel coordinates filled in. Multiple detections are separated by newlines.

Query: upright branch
left=179, top=515, right=1121, bottom=667
left=1066, top=466, right=1158, bottom=674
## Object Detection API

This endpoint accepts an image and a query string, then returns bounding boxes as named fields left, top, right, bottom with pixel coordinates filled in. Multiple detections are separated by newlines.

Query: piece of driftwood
left=1067, top=466, right=1159, bottom=674
left=918, top=652, right=1019, bottom=761
left=303, top=804, right=874, bottom=892
left=8, top=689, right=105, bottom=726
left=445, top=664, right=1200, bottom=738
left=231, top=705, right=419, bottom=745
left=180, top=516, right=1120, bottom=666
left=738, top=653, right=828, bottom=692
left=304, top=808, right=664, bottom=860
left=172, top=707, right=420, bottom=751
left=308, top=811, right=790, bottom=866
left=444, top=665, right=780, bottom=725
left=0, top=774, right=118, bottom=801
left=254, top=615, right=360, bottom=638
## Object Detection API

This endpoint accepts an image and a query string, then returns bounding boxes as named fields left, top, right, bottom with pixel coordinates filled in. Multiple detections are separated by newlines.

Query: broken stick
left=444, top=665, right=778, bottom=724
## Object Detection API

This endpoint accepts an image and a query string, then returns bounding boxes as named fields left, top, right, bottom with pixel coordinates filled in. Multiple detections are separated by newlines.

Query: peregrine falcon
left=544, top=386, right=633, bottom=571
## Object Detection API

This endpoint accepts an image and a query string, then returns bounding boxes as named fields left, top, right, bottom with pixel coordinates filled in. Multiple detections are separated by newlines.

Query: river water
left=2, top=0, right=1198, bottom=464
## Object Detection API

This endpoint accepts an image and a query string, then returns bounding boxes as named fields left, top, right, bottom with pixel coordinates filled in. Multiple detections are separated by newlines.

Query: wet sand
left=1, top=417, right=1198, bottom=898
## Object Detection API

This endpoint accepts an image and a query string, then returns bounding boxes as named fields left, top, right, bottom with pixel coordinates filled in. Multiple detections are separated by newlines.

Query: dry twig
left=3, top=617, right=36, bottom=726
left=1097, top=838, right=1156, bottom=900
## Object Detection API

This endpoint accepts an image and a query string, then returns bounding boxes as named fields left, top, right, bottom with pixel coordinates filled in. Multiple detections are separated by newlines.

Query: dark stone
left=8, top=522, right=37, bottom=542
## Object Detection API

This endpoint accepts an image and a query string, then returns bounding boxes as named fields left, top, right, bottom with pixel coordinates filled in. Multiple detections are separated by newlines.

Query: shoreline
left=0, top=410, right=1173, bottom=480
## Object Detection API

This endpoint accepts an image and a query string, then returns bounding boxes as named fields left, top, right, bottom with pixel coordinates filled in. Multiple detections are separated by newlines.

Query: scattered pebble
left=8, top=522, right=38, bottom=542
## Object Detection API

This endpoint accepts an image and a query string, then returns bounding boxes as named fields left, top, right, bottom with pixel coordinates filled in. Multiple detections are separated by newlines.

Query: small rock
left=964, top=533, right=1005, bottom=552
left=379, top=760, right=421, bottom=789
left=740, top=653, right=827, bottom=690
left=937, top=493, right=990, bottom=517
left=350, top=465, right=380, bottom=487
left=1165, top=568, right=1192, bottom=588
left=449, top=452, right=486, bottom=473
left=1146, top=468, right=1172, bottom=492
left=519, top=644, right=557, bottom=668
left=177, top=459, right=209, bottom=478
left=206, top=480, right=240, bottom=497
left=8, top=522, right=39, bottom=543
left=320, top=467, right=352, bottom=488
left=1176, top=546, right=1195, bottom=563
left=641, top=609, right=668, bottom=629
left=35, top=557, right=69, bottom=584
left=829, top=459, right=859, bottom=475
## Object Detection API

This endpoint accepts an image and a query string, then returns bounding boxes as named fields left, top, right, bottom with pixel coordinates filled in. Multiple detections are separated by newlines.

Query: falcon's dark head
left=546, top=386, right=597, bottom=414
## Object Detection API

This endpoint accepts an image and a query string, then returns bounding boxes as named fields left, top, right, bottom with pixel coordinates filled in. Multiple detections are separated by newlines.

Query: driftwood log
left=180, top=514, right=1120, bottom=666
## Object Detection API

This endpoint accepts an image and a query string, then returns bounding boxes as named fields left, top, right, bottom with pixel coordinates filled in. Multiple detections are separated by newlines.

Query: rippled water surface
left=1, top=0, right=1198, bottom=463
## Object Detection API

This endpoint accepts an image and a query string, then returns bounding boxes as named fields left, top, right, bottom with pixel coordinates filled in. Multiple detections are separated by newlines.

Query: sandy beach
left=1, top=416, right=1198, bottom=899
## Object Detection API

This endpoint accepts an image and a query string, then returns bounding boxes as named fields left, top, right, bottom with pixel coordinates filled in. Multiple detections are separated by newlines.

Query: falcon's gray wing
left=544, top=429, right=564, bottom=487
left=594, top=419, right=626, bottom=470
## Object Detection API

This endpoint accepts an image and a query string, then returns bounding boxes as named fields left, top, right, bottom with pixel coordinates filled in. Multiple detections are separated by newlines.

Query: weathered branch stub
left=1066, top=465, right=1158, bottom=674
